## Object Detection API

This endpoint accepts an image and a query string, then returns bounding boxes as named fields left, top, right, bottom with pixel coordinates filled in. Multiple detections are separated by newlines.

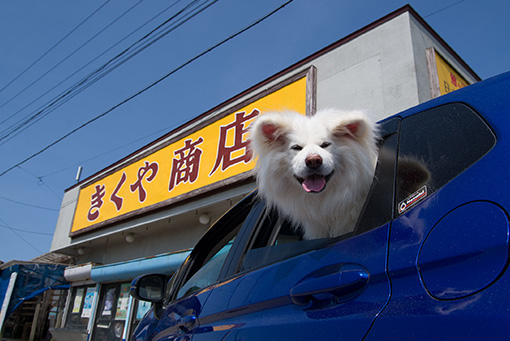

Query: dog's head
left=249, top=109, right=378, bottom=194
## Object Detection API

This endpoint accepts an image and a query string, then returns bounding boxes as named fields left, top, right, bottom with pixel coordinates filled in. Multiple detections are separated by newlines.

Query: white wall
left=315, top=12, right=419, bottom=121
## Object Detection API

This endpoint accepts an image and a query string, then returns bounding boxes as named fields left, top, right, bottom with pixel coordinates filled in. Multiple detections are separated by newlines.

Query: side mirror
left=130, top=274, right=167, bottom=303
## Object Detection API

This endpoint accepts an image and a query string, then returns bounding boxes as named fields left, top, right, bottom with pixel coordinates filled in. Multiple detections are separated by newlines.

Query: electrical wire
left=0, top=0, right=184, bottom=131
left=0, top=224, right=53, bottom=236
left=0, top=0, right=111, bottom=96
left=0, top=0, right=143, bottom=123
left=424, top=0, right=467, bottom=18
left=0, top=1, right=142, bottom=112
left=0, top=195, right=58, bottom=211
left=15, top=166, right=62, bottom=200
left=0, top=0, right=294, bottom=178
left=0, top=216, right=44, bottom=253
left=0, top=0, right=211, bottom=144
left=38, top=124, right=172, bottom=179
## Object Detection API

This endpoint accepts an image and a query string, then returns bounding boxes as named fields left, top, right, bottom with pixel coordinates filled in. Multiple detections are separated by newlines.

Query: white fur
left=249, top=109, right=379, bottom=239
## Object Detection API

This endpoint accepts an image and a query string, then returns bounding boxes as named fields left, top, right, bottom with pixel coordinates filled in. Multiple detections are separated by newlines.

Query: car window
left=168, top=194, right=259, bottom=301
left=397, top=103, right=496, bottom=215
left=355, top=117, right=399, bottom=233
left=176, top=235, right=237, bottom=299
left=236, top=118, right=400, bottom=273
left=239, top=211, right=330, bottom=272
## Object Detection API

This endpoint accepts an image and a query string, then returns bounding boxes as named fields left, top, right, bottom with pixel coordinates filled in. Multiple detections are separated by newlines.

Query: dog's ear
left=251, top=115, right=288, bottom=146
left=261, top=122, right=285, bottom=143
left=333, top=118, right=370, bottom=139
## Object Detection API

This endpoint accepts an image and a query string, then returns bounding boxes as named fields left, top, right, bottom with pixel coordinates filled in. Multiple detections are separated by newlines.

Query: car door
left=188, top=118, right=400, bottom=340
left=366, top=102, right=510, bottom=339
left=131, top=194, right=262, bottom=341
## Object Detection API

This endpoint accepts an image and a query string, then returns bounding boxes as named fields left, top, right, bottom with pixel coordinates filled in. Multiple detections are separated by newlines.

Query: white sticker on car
left=398, top=185, right=428, bottom=214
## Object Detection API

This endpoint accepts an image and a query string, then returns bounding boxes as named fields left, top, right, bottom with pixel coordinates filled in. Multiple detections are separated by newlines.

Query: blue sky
left=0, top=0, right=508, bottom=262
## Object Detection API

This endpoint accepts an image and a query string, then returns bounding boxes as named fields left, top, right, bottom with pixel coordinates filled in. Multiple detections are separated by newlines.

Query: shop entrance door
left=92, top=282, right=130, bottom=341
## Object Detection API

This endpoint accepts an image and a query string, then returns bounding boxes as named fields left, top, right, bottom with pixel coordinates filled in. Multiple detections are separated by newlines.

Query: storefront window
left=64, top=285, right=96, bottom=331
left=92, top=282, right=130, bottom=341
left=129, top=299, right=152, bottom=340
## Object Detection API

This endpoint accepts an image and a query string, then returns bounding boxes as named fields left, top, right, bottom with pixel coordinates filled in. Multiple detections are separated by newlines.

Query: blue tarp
left=0, top=263, right=69, bottom=318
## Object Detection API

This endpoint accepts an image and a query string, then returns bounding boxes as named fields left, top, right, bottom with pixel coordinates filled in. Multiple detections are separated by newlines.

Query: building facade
left=46, top=6, right=479, bottom=341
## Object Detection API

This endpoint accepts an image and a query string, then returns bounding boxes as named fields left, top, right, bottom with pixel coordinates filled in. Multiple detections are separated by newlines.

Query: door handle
left=290, top=263, right=369, bottom=306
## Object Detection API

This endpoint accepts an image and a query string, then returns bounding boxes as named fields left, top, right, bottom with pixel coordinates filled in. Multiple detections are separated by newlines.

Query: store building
left=48, top=5, right=479, bottom=341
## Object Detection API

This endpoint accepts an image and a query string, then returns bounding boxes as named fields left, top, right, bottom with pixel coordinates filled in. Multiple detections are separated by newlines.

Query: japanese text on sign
left=435, top=52, right=469, bottom=95
left=71, top=76, right=307, bottom=235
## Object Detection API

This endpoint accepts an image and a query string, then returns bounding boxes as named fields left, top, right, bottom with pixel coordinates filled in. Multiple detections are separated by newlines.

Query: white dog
left=249, top=109, right=379, bottom=239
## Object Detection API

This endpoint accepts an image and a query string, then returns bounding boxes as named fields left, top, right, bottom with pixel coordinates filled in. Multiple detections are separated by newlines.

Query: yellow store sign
left=435, top=52, right=469, bottom=95
left=427, top=48, right=470, bottom=98
left=71, top=73, right=311, bottom=235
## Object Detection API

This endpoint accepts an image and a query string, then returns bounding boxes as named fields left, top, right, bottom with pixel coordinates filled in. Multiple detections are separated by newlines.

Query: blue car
left=130, top=71, right=510, bottom=340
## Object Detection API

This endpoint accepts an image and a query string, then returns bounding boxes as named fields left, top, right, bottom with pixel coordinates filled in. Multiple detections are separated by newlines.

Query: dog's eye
left=291, top=144, right=303, bottom=151
left=320, top=142, right=331, bottom=148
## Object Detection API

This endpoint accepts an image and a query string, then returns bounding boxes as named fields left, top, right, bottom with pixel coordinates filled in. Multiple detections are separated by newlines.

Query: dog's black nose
left=306, top=154, right=322, bottom=169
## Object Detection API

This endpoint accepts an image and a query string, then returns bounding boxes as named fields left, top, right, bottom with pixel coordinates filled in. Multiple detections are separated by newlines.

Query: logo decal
left=398, top=186, right=428, bottom=214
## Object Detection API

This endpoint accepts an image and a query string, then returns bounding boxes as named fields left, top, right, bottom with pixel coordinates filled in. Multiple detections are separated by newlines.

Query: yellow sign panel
left=71, top=76, right=307, bottom=235
left=435, top=52, right=469, bottom=95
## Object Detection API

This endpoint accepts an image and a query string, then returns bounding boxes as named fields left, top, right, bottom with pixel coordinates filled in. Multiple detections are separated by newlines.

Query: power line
left=0, top=0, right=111, bottom=96
left=0, top=216, right=43, bottom=253
left=39, top=123, right=173, bottom=179
left=0, top=0, right=294, bottom=178
left=0, top=0, right=184, bottom=134
left=0, top=195, right=58, bottom=211
left=0, top=0, right=221, bottom=146
left=0, top=0, right=209, bottom=144
left=0, top=224, right=53, bottom=236
left=424, top=0, right=467, bottom=18
left=16, top=166, right=62, bottom=201
left=0, top=0, right=143, bottom=117
left=37, top=109, right=203, bottom=180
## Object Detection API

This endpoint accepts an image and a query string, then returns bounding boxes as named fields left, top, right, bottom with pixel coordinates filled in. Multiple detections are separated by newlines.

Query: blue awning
left=90, top=250, right=191, bottom=283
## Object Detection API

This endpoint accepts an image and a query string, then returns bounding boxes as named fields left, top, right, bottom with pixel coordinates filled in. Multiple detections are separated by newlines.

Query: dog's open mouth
left=295, top=172, right=334, bottom=193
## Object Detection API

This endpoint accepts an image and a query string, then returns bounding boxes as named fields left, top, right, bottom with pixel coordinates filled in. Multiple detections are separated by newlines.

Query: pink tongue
left=302, top=174, right=326, bottom=192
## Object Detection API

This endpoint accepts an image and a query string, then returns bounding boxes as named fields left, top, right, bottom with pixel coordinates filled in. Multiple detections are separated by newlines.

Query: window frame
left=396, top=102, right=496, bottom=215
left=227, top=117, right=402, bottom=276
left=166, top=191, right=262, bottom=303
left=164, top=116, right=405, bottom=303
left=163, top=102, right=497, bottom=308
left=92, top=281, right=131, bottom=341
left=64, top=284, right=97, bottom=331
left=354, top=116, right=400, bottom=234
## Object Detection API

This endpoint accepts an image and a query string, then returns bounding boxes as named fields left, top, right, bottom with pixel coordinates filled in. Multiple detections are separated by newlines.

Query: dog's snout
left=305, top=154, right=323, bottom=169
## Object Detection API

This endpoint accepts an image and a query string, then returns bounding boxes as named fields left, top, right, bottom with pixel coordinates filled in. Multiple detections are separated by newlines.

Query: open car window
left=238, top=209, right=330, bottom=273
left=234, top=117, right=401, bottom=274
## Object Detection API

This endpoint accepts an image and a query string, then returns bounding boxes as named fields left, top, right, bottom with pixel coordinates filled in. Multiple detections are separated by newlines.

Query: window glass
left=170, top=196, right=256, bottom=300
left=92, top=282, right=130, bottom=341
left=177, top=235, right=237, bottom=299
left=240, top=211, right=330, bottom=272
left=355, top=117, right=399, bottom=233
left=397, top=103, right=495, bottom=213
left=65, top=285, right=96, bottom=331
left=128, top=299, right=152, bottom=341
